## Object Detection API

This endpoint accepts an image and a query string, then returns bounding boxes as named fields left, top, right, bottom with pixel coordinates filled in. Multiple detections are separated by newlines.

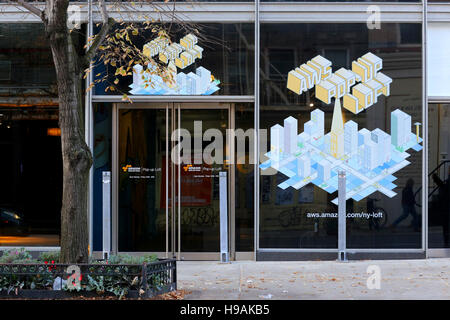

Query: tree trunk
left=45, top=0, right=93, bottom=263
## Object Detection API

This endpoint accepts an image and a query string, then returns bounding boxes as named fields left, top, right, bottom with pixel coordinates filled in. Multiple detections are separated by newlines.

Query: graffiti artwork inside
left=260, top=52, right=423, bottom=205
left=130, top=33, right=220, bottom=95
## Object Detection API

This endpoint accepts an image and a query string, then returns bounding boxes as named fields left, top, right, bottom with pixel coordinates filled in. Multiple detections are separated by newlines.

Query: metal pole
left=338, top=171, right=347, bottom=262
left=219, top=171, right=229, bottom=263
left=254, top=0, right=260, bottom=262
left=86, top=0, right=94, bottom=257
left=102, top=171, right=111, bottom=260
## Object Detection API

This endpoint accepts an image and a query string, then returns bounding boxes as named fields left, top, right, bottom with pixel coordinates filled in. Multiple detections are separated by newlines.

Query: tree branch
left=12, top=0, right=46, bottom=22
left=83, top=0, right=114, bottom=69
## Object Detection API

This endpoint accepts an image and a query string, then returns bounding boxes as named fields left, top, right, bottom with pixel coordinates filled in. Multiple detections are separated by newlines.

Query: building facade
left=0, top=1, right=449, bottom=260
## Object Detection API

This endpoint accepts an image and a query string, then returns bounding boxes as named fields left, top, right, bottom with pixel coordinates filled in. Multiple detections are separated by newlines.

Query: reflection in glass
left=428, top=104, right=450, bottom=248
left=0, top=108, right=61, bottom=246
left=178, top=109, right=228, bottom=252
left=118, top=109, right=168, bottom=252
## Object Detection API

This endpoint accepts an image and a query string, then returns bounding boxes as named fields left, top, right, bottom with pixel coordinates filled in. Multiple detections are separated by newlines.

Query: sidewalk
left=177, top=258, right=450, bottom=300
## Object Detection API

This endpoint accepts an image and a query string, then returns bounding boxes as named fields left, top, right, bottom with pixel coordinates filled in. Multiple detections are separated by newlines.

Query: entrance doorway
left=114, top=103, right=233, bottom=260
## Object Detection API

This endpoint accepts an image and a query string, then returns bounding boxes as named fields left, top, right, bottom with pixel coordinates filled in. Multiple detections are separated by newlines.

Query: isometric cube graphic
left=391, top=109, right=411, bottom=148
left=317, top=159, right=331, bottom=182
left=192, top=45, right=204, bottom=59
left=180, top=33, right=198, bottom=50
left=352, top=60, right=370, bottom=83
left=284, top=116, right=298, bottom=155
left=343, top=93, right=362, bottom=114
left=364, top=79, right=383, bottom=104
left=196, top=67, right=211, bottom=94
left=363, top=140, right=378, bottom=170
left=374, top=72, right=393, bottom=96
left=344, top=120, right=358, bottom=156
left=299, top=64, right=321, bottom=89
left=130, top=34, right=220, bottom=96
left=371, top=128, right=391, bottom=165
left=297, top=155, right=311, bottom=178
left=186, top=72, right=201, bottom=94
left=287, top=70, right=307, bottom=95
left=311, top=109, right=325, bottom=139
left=143, top=37, right=169, bottom=58
left=357, top=57, right=374, bottom=81
left=360, top=52, right=382, bottom=74
left=358, top=128, right=372, bottom=146
left=272, top=53, right=422, bottom=206
left=335, top=67, right=356, bottom=93
left=260, top=107, right=422, bottom=205
left=316, top=80, right=336, bottom=104
left=304, top=120, right=317, bottom=141
left=133, top=64, right=145, bottom=88
left=271, top=124, right=284, bottom=161
left=176, top=72, right=187, bottom=90
left=328, top=74, right=346, bottom=99
left=352, top=83, right=373, bottom=110
left=310, top=55, right=332, bottom=80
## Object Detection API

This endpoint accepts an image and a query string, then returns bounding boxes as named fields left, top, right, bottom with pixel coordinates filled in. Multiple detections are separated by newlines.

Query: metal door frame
left=174, top=103, right=234, bottom=261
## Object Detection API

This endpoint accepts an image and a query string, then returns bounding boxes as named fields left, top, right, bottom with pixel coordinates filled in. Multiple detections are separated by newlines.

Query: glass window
left=0, top=24, right=64, bottom=247
left=261, top=0, right=419, bottom=2
left=428, top=23, right=450, bottom=97
left=260, top=23, right=423, bottom=249
left=235, top=103, right=254, bottom=252
left=0, top=24, right=56, bottom=97
left=428, top=103, right=450, bottom=249
left=0, top=108, right=61, bottom=247
left=93, top=23, right=254, bottom=96
left=92, top=103, right=113, bottom=251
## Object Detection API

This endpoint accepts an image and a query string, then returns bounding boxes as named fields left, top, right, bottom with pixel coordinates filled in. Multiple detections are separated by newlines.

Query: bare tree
left=5, top=0, right=114, bottom=263
left=7, top=0, right=220, bottom=263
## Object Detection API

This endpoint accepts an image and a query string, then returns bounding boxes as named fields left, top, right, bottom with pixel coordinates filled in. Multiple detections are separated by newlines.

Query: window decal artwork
left=260, top=52, right=423, bottom=205
left=130, top=33, right=220, bottom=95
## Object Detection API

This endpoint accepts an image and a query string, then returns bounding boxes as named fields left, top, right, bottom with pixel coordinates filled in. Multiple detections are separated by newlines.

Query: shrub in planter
left=38, top=251, right=60, bottom=264
left=1, top=250, right=168, bottom=299
left=0, top=248, right=34, bottom=264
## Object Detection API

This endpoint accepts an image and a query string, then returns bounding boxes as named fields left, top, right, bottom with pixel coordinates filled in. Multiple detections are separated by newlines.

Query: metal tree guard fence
left=0, top=259, right=176, bottom=299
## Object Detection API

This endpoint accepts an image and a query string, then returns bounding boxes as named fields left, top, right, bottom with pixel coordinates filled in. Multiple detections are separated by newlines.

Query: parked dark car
left=0, top=207, right=28, bottom=236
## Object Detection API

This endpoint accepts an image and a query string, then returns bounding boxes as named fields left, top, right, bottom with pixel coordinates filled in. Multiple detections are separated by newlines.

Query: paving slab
left=177, top=258, right=450, bottom=300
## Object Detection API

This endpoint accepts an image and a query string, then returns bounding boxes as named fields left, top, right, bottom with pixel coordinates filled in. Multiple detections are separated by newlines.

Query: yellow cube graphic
left=357, top=58, right=373, bottom=80
left=352, top=83, right=373, bottom=110
left=180, top=51, right=194, bottom=67
left=159, top=51, right=168, bottom=64
left=327, top=74, right=346, bottom=98
left=307, top=61, right=323, bottom=80
left=352, top=60, right=369, bottom=83
left=180, top=34, right=198, bottom=50
left=192, top=45, right=203, bottom=59
left=287, top=70, right=306, bottom=94
left=300, top=64, right=320, bottom=88
left=175, top=57, right=186, bottom=69
left=360, top=52, right=382, bottom=74
left=316, top=80, right=336, bottom=104
left=374, top=72, right=393, bottom=96
left=343, top=93, right=361, bottom=114
left=311, top=55, right=332, bottom=80
left=364, top=79, right=383, bottom=103
left=335, top=68, right=356, bottom=93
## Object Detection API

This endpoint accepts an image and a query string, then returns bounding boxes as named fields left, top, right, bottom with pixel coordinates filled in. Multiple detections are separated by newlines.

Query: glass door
left=174, top=104, right=231, bottom=260
left=115, top=103, right=231, bottom=260
left=117, top=104, right=171, bottom=255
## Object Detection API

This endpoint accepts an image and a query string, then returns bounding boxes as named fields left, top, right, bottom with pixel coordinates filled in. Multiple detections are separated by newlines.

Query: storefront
left=1, top=1, right=449, bottom=260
